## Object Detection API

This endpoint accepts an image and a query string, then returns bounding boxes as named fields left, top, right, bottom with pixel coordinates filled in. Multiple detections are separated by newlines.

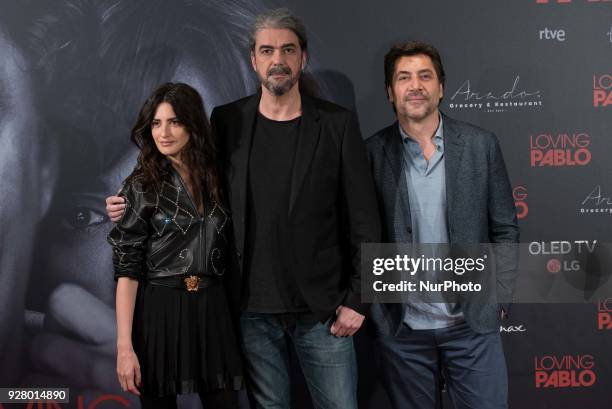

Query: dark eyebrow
left=258, top=43, right=298, bottom=50
left=396, top=68, right=434, bottom=76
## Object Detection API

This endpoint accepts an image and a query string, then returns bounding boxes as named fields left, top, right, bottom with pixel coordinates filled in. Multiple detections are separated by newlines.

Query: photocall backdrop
left=0, top=0, right=610, bottom=408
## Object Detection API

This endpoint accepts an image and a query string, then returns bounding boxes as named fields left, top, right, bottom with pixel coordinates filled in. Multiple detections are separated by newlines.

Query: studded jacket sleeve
left=107, top=176, right=154, bottom=281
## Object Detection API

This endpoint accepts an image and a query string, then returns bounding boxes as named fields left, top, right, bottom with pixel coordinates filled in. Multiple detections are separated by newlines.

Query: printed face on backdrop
left=387, top=54, right=443, bottom=122
left=0, top=29, right=40, bottom=230
left=251, top=28, right=306, bottom=96
left=151, top=102, right=191, bottom=159
left=0, top=28, right=42, bottom=381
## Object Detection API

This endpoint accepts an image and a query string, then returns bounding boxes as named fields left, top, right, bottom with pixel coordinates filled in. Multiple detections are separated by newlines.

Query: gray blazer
left=365, top=113, right=519, bottom=335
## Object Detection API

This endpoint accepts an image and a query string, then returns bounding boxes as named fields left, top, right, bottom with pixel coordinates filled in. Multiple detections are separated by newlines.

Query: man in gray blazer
left=366, top=41, right=519, bottom=409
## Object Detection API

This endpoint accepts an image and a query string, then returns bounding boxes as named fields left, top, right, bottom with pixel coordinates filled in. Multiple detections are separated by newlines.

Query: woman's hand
left=116, top=346, right=141, bottom=395
left=115, top=277, right=140, bottom=395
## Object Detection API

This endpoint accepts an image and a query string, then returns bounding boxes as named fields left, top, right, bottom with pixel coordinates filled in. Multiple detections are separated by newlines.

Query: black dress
left=108, top=171, right=243, bottom=398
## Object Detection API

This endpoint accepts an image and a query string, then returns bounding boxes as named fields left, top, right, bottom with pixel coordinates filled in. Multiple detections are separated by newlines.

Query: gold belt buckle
left=184, top=275, right=200, bottom=292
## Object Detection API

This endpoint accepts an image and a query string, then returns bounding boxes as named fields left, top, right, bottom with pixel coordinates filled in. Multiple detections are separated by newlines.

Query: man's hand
left=105, top=196, right=125, bottom=223
left=330, top=305, right=365, bottom=337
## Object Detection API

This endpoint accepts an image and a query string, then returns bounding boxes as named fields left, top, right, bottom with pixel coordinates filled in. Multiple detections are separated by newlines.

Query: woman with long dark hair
left=108, top=82, right=241, bottom=408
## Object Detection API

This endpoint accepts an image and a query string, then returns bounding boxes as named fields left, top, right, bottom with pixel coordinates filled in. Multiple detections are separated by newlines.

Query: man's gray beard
left=263, top=76, right=298, bottom=96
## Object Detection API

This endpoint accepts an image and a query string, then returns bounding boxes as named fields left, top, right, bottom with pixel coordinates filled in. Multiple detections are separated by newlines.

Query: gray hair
left=249, top=8, right=308, bottom=52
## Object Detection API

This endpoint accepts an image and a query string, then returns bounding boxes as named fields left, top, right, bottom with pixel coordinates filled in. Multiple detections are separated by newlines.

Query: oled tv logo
left=528, top=240, right=597, bottom=273
left=448, top=75, right=542, bottom=113
left=598, top=298, right=612, bottom=330
left=593, top=74, right=612, bottom=107
left=530, top=132, right=591, bottom=167
left=539, top=27, right=566, bottom=41
left=513, top=186, right=528, bottom=219
left=535, top=355, right=596, bottom=388
left=579, top=185, right=612, bottom=215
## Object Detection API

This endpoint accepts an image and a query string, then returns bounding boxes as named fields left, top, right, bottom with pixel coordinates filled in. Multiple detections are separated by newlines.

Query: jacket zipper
left=172, top=169, right=206, bottom=275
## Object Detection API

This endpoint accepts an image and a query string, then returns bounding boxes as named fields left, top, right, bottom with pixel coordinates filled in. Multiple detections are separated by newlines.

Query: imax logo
left=500, top=325, right=527, bottom=333
left=539, top=28, right=566, bottom=41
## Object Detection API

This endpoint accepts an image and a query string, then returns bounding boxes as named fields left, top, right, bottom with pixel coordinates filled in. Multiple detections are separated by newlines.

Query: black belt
left=147, top=275, right=221, bottom=292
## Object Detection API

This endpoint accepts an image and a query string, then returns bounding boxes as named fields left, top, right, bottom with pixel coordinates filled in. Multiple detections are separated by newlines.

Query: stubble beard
left=401, top=104, right=436, bottom=122
left=400, top=93, right=437, bottom=122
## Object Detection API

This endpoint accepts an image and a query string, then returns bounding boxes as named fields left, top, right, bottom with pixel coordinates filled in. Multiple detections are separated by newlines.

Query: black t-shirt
left=244, top=112, right=309, bottom=313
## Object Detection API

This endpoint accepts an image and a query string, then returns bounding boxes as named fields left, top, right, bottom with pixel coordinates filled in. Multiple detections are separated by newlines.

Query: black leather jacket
left=107, top=169, right=229, bottom=281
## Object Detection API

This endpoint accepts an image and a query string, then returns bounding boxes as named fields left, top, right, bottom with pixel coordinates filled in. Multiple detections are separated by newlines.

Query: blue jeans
left=239, top=312, right=358, bottom=409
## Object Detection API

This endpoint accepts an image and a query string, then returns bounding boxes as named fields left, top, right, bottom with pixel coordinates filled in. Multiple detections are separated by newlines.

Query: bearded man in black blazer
left=366, top=42, right=519, bottom=409
left=210, top=9, right=380, bottom=409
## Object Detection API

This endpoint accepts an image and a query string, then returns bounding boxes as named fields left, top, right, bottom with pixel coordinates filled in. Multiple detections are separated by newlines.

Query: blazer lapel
left=382, top=122, right=404, bottom=183
left=382, top=123, right=412, bottom=242
left=230, top=93, right=260, bottom=258
left=441, top=113, right=465, bottom=243
left=288, top=95, right=321, bottom=216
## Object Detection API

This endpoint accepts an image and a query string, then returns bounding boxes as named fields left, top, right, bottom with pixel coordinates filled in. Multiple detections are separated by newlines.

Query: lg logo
left=513, top=186, right=528, bottom=219
left=539, top=28, right=566, bottom=41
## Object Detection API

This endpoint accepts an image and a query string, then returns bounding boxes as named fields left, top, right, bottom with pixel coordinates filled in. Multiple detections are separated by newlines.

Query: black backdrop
left=0, top=1, right=610, bottom=408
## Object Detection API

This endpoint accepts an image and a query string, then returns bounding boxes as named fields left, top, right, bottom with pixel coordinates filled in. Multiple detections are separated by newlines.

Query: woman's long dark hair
left=130, top=82, right=221, bottom=206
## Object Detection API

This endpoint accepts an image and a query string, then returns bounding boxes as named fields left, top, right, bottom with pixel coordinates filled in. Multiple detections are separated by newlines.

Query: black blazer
left=365, top=113, right=519, bottom=335
left=210, top=92, right=381, bottom=320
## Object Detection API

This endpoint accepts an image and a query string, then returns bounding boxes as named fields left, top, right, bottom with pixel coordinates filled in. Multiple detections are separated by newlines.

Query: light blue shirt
left=399, top=117, right=465, bottom=329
